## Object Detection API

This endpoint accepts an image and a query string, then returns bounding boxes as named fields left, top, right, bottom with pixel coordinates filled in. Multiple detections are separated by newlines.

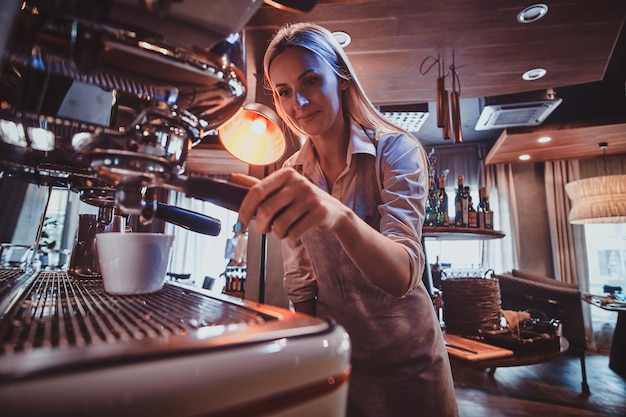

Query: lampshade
left=217, top=103, right=286, bottom=165
left=565, top=174, right=626, bottom=224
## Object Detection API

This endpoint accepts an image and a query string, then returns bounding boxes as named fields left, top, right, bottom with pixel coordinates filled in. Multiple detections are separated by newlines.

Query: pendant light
left=565, top=143, right=626, bottom=224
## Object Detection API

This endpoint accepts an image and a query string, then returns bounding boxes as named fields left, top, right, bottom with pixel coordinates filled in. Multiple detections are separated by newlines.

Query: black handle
left=153, top=202, right=221, bottom=236
left=183, top=176, right=250, bottom=213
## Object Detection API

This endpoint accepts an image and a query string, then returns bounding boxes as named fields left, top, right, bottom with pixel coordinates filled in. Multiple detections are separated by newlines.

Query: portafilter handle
left=174, top=174, right=256, bottom=213
left=141, top=200, right=222, bottom=236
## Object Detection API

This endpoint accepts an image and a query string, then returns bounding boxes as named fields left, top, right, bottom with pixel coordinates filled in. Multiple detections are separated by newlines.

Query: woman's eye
left=277, top=89, right=291, bottom=98
left=303, top=76, right=318, bottom=87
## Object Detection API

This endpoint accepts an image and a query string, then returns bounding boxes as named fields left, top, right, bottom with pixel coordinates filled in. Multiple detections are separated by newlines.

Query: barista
left=235, top=22, right=457, bottom=417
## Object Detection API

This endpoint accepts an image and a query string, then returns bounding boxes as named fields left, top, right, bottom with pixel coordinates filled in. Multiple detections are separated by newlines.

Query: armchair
left=495, top=269, right=590, bottom=394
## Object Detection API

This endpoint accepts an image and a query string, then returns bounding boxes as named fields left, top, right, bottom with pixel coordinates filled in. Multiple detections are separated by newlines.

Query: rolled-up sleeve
left=377, top=133, right=428, bottom=294
left=280, top=150, right=318, bottom=304
left=281, top=235, right=318, bottom=303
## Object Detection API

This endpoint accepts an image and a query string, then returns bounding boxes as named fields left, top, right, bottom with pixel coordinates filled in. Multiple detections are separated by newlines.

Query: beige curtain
left=544, top=160, right=579, bottom=285
left=166, top=191, right=239, bottom=288
left=481, top=163, right=519, bottom=274
left=544, top=159, right=595, bottom=350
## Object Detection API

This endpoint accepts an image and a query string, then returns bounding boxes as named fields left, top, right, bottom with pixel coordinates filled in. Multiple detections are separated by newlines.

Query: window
left=584, top=223, right=625, bottom=351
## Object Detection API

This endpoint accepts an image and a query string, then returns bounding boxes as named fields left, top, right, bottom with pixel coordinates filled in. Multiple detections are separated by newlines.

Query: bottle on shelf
left=462, top=185, right=470, bottom=228
left=477, top=187, right=486, bottom=229
left=425, top=174, right=439, bottom=226
left=454, top=175, right=465, bottom=227
left=436, top=176, right=449, bottom=226
left=477, top=187, right=494, bottom=229
left=468, top=194, right=478, bottom=228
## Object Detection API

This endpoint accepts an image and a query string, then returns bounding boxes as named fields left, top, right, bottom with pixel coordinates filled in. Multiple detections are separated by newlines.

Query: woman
left=236, top=22, right=458, bottom=417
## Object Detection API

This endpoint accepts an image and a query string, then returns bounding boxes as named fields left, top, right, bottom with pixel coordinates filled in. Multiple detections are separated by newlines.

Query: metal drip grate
left=0, top=269, right=25, bottom=299
left=0, top=271, right=273, bottom=355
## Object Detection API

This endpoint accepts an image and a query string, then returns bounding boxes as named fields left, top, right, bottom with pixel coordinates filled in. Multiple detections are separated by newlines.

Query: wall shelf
left=423, top=226, right=505, bottom=240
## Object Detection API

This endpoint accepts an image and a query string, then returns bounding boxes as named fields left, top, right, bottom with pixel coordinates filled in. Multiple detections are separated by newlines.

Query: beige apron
left=300, top=152, right=457, bottom=417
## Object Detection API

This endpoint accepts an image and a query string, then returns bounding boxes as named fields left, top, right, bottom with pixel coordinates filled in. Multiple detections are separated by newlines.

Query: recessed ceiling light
left=517, top=4, right=548, bottom=23
left=332, top=31, right=352, bottom=48
left=537, top=136, right=552, bottom=143
left=522, top=68, right=547, bottom=81
left=519, top=154, right=531, bottom=161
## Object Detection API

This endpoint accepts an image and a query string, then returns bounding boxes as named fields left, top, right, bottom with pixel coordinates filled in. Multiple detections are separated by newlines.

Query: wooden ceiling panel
left=485, top=122, right=626, bottom=165
left=247, top=0, right=626, bottom=102
left=243, top=0, right=626, bottom=157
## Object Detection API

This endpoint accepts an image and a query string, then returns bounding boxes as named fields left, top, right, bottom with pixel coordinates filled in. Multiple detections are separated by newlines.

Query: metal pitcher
left=69, top=214, right=125, bottom=277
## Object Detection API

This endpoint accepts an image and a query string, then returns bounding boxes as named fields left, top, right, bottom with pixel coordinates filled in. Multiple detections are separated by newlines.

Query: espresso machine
left=0, top=1, right=351, bottom=415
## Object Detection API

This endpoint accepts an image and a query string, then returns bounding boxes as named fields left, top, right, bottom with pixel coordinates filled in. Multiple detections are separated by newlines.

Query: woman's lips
left=298, top=111, right=319, bottom=123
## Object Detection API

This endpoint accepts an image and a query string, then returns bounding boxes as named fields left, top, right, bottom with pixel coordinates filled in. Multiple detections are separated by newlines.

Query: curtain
left=427, top=144, right=481, bottom=190
left=481, top=163, right=519, bottom=274
left=543, top=159, right=595, bottom=350
left=166, top=191, right=239, bottom=289
left=544, top=160, right=579, bottom=284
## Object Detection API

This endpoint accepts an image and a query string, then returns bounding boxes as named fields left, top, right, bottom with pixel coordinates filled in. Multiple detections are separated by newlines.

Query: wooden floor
left=451, top=352, right=626, bottom=417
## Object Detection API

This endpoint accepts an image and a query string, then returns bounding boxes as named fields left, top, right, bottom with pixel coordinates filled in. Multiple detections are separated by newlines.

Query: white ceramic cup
left=96, top=232, right=174, bottom=294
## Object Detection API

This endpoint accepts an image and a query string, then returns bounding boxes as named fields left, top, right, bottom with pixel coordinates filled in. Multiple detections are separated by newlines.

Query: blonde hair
left=263, top=22, right=422, bottom=144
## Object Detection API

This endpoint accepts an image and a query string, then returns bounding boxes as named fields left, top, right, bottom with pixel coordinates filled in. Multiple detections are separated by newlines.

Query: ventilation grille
left=475, top=99, right=562, bottom=130
left=382, top=111, right=429, bottom=132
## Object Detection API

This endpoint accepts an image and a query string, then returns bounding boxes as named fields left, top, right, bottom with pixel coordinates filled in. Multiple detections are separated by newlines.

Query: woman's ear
left=339, top=77, right=350, bottom=90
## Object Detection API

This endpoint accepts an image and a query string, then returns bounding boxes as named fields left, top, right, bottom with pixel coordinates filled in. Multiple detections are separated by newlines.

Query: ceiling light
left=522, top=68, right=547, bottom=81
left=537, top=136, right=552, bottom=143
left=566, top=175, right=626, bottom=224
left=332, top=31, right=352, bottom=48
left=517, top=4, right=548, bottom=23
left=518, top=154, right=531, bottom=161
left=565, top=142, right=626, bottom=224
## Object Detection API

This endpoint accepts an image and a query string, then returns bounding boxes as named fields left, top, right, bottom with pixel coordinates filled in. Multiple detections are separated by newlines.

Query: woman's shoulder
left=376, top=129, right=423, bottom=154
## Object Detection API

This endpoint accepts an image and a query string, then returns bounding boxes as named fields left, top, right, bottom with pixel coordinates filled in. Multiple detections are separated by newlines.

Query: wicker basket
left=442, top=277, right=501, bottom=336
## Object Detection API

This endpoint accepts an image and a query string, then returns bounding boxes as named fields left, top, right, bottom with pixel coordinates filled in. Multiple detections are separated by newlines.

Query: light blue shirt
left=281, top=121, right=428, bottom=303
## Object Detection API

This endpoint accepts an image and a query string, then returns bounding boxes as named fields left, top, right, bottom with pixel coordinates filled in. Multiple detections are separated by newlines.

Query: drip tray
left=0, top=271, right=330, bottom=382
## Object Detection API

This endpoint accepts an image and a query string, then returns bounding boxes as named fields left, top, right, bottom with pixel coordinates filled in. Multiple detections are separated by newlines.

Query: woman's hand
left=236, top=168, right=415, bottom=297
left=237, top=168, right=349, bottom=240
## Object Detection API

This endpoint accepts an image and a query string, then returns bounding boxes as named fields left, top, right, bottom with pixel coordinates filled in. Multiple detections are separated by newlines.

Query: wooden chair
left=496, top=269, right=590, bottom=394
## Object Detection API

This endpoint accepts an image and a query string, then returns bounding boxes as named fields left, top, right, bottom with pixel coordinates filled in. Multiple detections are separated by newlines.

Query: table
left=583, top=294, right=626, bottom=377
left=466, top=337, right=569, bottom=374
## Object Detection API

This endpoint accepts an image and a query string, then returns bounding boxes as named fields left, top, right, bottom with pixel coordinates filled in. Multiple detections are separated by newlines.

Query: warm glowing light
left=218, top=103, right=286, bottom=165
left=518, top=154, right=531, bottom=161
left=250, top=117, right=267, bottom=135
left=566, top=175, right=626, bottom=224
left=537, top=136, right=552, bottom=143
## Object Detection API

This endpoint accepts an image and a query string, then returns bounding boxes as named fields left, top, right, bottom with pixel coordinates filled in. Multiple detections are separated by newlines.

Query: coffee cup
left=96, top=232, right=174, bottom=294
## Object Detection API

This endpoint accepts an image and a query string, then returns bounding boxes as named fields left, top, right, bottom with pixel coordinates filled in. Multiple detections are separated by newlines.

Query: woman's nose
left=295, top=91, right=309, bottom=108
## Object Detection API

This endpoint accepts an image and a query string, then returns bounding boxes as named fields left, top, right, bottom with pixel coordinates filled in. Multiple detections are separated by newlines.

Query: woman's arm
left=237, top=165, right=421, bottom=297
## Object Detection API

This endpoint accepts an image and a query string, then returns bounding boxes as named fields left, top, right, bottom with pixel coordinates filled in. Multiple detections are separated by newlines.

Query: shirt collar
left=292, top=121, right=377, bottom=170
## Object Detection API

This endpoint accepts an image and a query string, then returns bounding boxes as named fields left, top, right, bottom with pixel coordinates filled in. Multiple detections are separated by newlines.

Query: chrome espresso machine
left=0, top=1, right=350, bottom=416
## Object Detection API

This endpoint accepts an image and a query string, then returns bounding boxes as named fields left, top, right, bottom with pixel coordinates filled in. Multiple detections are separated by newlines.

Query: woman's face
left=268, top=47, right=348, bottom=137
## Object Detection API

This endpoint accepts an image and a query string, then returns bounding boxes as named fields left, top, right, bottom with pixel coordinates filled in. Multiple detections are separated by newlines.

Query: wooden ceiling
left=239, top=0, right=626, bottom=164
left=247, top=0, right=625, bottom=104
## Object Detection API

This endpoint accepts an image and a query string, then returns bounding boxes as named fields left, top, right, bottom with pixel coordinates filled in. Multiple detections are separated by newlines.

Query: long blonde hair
left=263, top=22, right=422, bottom=145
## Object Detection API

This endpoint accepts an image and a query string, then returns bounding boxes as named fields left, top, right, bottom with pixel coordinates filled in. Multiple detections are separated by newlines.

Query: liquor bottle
left=482, top=188, right=494, bottom=229
left=454, top=175, right=464, bottom=226
left=425, top=174, right=439, bottom=226
left=462, top=186, right=470, bottom=228
left=467, top=194, right=478, bottom=228
left=477, top=187, right=486, bottom=229
left=436, top=176, right=449, bottom=226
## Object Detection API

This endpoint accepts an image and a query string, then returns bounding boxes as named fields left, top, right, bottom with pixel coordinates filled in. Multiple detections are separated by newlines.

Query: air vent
left=475, top=90, right=562, bottom=130
left=379, top=103, right=429, bottom=132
